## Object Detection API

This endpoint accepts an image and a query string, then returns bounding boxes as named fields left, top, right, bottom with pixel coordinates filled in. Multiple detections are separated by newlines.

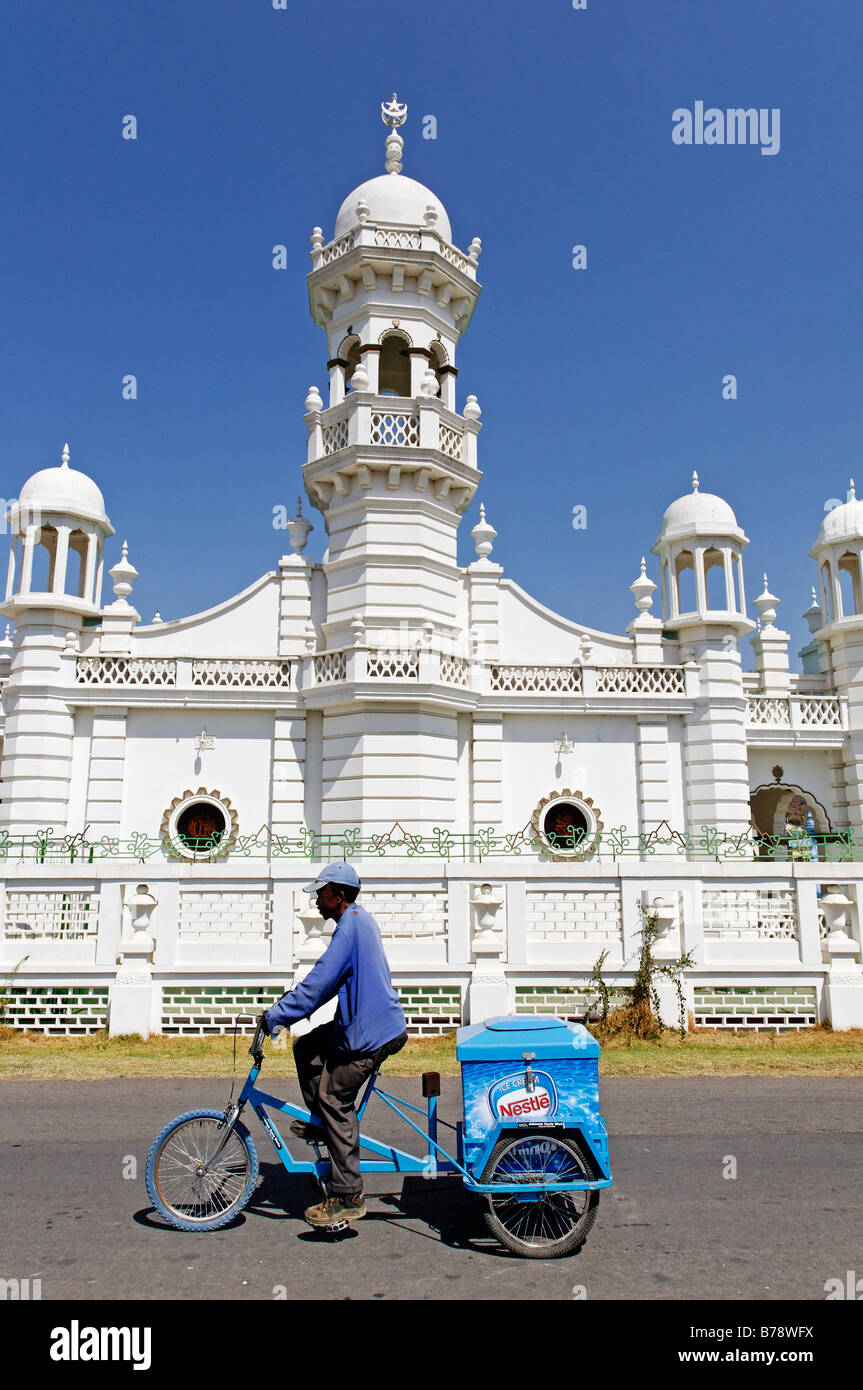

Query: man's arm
left=264, top=921, right=353, bottom=1034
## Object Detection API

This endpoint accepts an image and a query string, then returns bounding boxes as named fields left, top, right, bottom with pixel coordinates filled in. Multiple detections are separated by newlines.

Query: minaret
left=809, top=482, right=863, bottom=827
left=0, top=444, right=114, bottom=834
left=299, top=96, right=484, bottom=835
left=652, top=473, right=754, bottom=834
left=303, top=94, right=483, bottom=650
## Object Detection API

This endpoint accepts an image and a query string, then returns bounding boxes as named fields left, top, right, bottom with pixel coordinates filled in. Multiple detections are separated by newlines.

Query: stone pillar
left=820, top=886, right=863, bottom=1028
left=468, top=882, right=509, bottom=1022
left=108, top=883, right=160, bottom=1038
left=278, top=553, right=313, bottom=657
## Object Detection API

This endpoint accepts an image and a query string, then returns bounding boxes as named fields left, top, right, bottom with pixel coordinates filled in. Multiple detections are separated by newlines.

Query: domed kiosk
left=652, top=471, right=753, bottom=637
left=3, top=443, right=114, bottom=621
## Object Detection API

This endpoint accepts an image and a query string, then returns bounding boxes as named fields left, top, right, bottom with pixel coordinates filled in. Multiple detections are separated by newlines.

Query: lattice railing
left=374, top=227, right=422, bottom=250
left=76, top=657, right=176, bottom=685
left=595, top=665, right=686, bottom=695
left=702, top=887, right=798, bottom=939
left=441, top=654, right=471, bottom=687
left=366, top=648, right=420, bottom=679
left=747, top=696, right=791, bottom=727
left=796, top=696, right=842, bottom=727
left=314, top=651, right=347, bottom=683
left=438, top=423, right=464, bottom=460
left=370, top=411, right=419, bottom=447
left=322, top=419, right=349, bottom=454
left=4, top=889, right=99, bottom=939
left=319, top=230, right=356, bottom=266
left=436, top=239, right=473, bottom=273
left=490, top=664, right=582, bottom=693
left=192, top=659, right=292, bottom=688
left=360, top=889, right=448, bottom=939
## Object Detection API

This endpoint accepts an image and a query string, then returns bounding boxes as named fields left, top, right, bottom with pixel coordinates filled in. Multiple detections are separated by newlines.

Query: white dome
left=18, top=452, right=110, bottom=530
left=655, top=475, right=742, bottom=544
left=814, top=496, right=863, bottom=549
left=334, top=173, right=452, bottom=242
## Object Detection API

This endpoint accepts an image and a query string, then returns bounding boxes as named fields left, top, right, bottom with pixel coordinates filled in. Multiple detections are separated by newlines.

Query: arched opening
left=342, top=335, right=361, bottom=389
left=29, top=524, right=56, bottom=592
left=378, top=332, right=411, bottom=396
left=175, top=800, right=228, bottom=855
left=675, top=550, right=696, bottom=614
left=750, top=782, right=832, bottom=861
left=427, top=341, right=446, bottom=398
left=837, top=551, right=862, bottom=617
left=704, top=547, right=727, bottom=610
left=820, top=561, right=833, bottom=622
left=69, top=530, right=88, bottom=599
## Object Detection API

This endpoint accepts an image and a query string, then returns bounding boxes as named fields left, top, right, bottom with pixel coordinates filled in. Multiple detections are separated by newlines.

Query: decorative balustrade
left=369, top=411, right=419, bottom=447
left=366, top=648, right=420, bottom=679
left=441, top=653, right=471, bottom=687
left=314, top=651, right=347, bottom=684
left=192, top=659, right=292, bottom=688
left=311, top=223, right=477, bottom=278
left=321, top=419, right=349, bottom=454
left=373, top=227, right=422, bottom=250
left=490, top=664, right=583, bottom=693
left=438, top=423, right=464, bottom=461
left=747, top=695, right=843, bottom=729
left=76, top=657, right=176, bottom=686
left=594, top=665, right=686, bottom=695
left=319, top=230, right=356, bottom=266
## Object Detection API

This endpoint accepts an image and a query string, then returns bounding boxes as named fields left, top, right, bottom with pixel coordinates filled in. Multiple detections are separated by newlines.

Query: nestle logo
left=488, top=1071, right=558, bottom=1121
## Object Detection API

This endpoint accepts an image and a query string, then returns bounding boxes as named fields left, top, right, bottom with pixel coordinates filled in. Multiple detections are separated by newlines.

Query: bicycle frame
left=229, top=1050, right=612, bottom=1196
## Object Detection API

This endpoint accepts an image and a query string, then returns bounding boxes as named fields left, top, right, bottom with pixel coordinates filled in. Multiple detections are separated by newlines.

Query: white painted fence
left=1, top=860, right=861, bottom=1036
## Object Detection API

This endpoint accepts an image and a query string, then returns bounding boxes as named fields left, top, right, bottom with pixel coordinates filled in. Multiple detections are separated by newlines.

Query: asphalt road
left=1, top=1075, right=861, bottom=1301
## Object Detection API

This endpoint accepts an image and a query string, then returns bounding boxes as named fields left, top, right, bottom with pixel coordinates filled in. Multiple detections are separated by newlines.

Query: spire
left=849, top=477, right=857, bottom=501
left=630, top=556, right=657, bottom=613
left=61, top=442, right=70, bottom=469
left=471, top=503, right=498, bottom=562
left=691, top=470, right=699, bottom=493
left=381, top=92, right=407, bottom=174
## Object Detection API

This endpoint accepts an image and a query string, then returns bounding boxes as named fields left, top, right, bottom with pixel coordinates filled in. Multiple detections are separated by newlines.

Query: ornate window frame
left=160, top=787, right=239, bottom=862
left=531, top=789, right=604, bottom=861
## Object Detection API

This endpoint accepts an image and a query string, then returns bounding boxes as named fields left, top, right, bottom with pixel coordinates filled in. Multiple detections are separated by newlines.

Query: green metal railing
left=0, top=824, right=859, bottom=865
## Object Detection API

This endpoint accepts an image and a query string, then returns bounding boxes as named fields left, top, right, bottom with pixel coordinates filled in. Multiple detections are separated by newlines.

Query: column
left=51, top=524, right=70, bottom=595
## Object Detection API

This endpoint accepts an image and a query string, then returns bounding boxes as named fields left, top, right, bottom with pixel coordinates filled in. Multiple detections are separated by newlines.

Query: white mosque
left=1, top=96, right=861, bottom=1036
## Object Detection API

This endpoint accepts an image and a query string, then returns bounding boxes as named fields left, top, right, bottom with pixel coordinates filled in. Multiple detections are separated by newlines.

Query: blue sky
left=2, top=0, right=860, bottom=663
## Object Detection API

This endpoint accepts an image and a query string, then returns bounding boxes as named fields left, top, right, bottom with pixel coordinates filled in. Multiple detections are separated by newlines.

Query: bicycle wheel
left=145, top=1108, right=259, bottom=1233
left=481, top=1131, right=599, bottom=1259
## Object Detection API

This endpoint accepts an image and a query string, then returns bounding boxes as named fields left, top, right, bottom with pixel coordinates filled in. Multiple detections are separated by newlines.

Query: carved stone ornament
left=531, top=789, right=604, bottom=862
left=160, top=787, right=239, bottom=861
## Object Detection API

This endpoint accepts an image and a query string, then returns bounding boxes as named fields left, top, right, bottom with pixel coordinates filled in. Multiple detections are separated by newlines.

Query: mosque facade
left=1, top=98, right=862, bottom=1035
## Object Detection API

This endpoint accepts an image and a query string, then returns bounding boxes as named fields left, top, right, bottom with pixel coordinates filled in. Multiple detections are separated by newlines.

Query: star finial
left=381, top=93, right=407, bottom=130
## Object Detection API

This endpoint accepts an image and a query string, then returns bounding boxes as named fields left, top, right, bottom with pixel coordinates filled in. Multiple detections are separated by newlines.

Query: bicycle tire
left=145, top=1108, right=259, bottom=1233
left=480, top=1130, right=599, bottom=1259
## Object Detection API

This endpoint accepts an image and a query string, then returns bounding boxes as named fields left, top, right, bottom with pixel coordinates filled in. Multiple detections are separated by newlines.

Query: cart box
left=456, top=1015, right=608, bottom=1175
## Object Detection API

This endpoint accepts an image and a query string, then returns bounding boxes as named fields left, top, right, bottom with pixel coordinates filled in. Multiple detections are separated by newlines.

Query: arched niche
left=378, top=330, right=411, bottom=396
left=750, top=782, right=831, bottom=838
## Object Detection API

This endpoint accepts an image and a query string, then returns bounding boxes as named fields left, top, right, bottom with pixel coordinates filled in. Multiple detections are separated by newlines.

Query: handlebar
left=249, top=1011, right=268, bottom=1061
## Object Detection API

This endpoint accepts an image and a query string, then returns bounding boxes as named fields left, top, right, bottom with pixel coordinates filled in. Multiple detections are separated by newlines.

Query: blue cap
left=302, top=861, right=361, bottom=894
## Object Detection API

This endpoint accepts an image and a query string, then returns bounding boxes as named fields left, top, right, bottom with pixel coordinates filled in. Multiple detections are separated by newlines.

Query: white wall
left=502, top=713, right=640, bottom=832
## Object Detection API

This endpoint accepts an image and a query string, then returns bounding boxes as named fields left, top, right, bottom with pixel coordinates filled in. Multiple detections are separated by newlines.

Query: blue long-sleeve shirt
left=265, top=901, right=406, bottom=1055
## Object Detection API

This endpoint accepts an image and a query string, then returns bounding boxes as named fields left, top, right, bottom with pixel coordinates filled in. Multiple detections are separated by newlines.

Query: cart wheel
left=145, top=1108, right=259, bottom=1232
left=480, top=1131, right=599, bottom=1259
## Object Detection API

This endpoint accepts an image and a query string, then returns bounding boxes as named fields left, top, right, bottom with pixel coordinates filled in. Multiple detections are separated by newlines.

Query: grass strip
left=1, top=1025, right=861, bottom=1080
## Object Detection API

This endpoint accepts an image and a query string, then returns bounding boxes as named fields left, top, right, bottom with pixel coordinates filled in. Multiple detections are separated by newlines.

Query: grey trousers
left=293, top=1022, right=408, bottom=1196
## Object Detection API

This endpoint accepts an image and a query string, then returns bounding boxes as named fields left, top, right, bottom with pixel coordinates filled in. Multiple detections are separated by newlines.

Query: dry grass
left=1, top=1023, right=861, bottom=1080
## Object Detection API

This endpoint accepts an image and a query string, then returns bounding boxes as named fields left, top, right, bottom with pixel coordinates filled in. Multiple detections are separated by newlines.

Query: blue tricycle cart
left=145, top=1012, right=613, bottom=1259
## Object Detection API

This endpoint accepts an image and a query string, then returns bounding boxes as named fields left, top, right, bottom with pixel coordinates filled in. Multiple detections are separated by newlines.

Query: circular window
left=542, top=801, right=590, bottom=850
left=176, top=801, right=227, bottom=853
left=531, top=790, right=603, bottom=861
left=161, top=788, right=238, bottom=861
